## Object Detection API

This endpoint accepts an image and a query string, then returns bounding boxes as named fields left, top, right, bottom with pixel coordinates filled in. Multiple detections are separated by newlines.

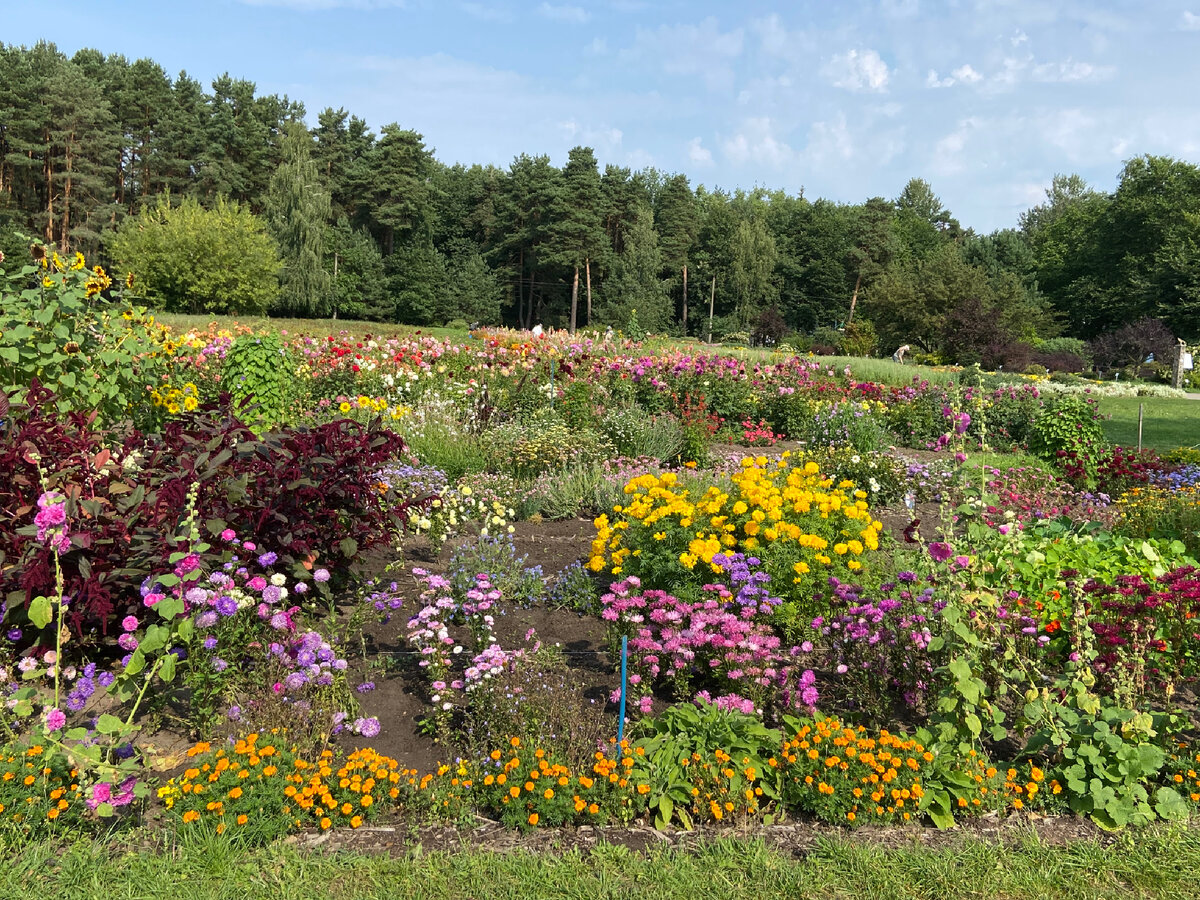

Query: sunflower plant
left=0, top=247, right=167, bottom=426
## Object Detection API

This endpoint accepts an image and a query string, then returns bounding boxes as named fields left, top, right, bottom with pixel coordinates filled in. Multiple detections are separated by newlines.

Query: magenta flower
left=928, top=542, right=953, bottom=563
left=43, top=707, right=66, bottom=732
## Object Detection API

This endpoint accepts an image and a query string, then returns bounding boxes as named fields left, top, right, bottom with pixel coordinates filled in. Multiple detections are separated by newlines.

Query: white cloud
left=539, top=3, right=589, bottom=24
left=927, top=64, right=982, bottom=88
left=721, top=117, right=795, bottom=168
left=587, top=37, right=608, bottom=55
left=1030, top=59, right=1109, bottom=82
left=623, top=148, right=655, bottom=169
left=1041, top=109, right=1098, bottom=160
left=749, top=13, right=814, bottom=57
left=622, top=17, right=745, bottom=91
left=824, top=49, right=889, bottom=92
left=1011, top=28, right=1029, bottom=47
left=952, top=64, right=982, bottom=84
left=560, top=119, right=623, bottom=150
left=983, top=54, right=1111, bottom=92
left=736, top=74, right=793, bottom=106
left=687, top=136, right=714, bottom=166
left=802, top=115, right=855, bottom=164
left=1184, top=11, right=1200, bottom=30
left=931, top=118, right=979, bottom=176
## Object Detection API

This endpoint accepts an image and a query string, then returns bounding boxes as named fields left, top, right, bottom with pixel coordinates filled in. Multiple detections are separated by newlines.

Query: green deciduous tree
left=112, top=194, right=280, bottom=315
left=266, top=121, right=332, bottom=316
left=728, top=213, right=777, bottom=327
left=595, top=200, right=668, bottom=330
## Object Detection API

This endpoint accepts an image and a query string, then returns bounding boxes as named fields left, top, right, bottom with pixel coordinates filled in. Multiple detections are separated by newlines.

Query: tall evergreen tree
left=545, top=146, right=604, bottom=332
left=655, top=174, right=699, bottom=332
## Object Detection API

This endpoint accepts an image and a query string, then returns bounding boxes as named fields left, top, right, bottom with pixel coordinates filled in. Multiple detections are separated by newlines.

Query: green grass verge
left=7, top=828, right=1200, bottom=900
left=1097, top=397, right=1200, bottom=451
left=154, top=312, right=471, bottom=343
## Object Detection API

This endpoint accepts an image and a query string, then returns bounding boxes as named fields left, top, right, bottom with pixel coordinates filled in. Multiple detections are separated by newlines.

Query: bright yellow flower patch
left=589, top=456, right=882, bottom=592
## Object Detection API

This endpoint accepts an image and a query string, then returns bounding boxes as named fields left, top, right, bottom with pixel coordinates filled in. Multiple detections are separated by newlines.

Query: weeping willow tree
left=266, top=121, right=332, bottom=316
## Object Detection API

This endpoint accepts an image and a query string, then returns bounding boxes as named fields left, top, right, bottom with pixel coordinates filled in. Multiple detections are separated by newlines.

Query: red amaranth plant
left=0, top=385, right=415, bottom=640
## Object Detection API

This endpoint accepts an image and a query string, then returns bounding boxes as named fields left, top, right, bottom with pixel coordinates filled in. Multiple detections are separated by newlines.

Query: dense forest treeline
left=3, top=40, right=1199, bottom=362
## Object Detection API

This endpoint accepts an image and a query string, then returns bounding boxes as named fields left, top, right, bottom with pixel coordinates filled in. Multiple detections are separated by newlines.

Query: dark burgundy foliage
left=1060, top=445, right=1170, bottom=495
left=1089, top=317, right=1177, bottom=371
left=941, top=297, right=1032, bottom=371
left=751, top=306, right=790, bottom=347
left=0, top=384, right=415, bottom=640
left=1031, top=349, right=1087, bottom=373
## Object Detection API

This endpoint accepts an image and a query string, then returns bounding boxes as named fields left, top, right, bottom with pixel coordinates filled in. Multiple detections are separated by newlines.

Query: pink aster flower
left=43, top=707, right=66, bottom=732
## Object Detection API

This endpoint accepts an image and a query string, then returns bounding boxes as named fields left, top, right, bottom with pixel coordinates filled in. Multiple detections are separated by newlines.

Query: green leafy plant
left=0, top=249, right=166, bottom=425
left=222, top=333, right=291, bottom=429
left=631, top=703, right=782, bottom=829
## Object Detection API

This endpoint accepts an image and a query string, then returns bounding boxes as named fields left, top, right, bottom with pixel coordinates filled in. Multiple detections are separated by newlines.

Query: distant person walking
left=892, top=344, right=910, bottom=364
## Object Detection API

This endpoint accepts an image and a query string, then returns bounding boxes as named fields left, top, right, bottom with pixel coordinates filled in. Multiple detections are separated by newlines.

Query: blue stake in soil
left=617, top=635, right=628, bottom=744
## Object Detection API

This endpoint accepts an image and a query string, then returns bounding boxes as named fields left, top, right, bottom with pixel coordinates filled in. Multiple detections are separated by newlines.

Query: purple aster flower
left=211, top=657, right=228, bottom=672
left=285, top=672, right=307, bottom=691
left=258, top=551, right=278, bottom=567
left=356, top=682, right=376, bottom=693
left=313, top=569, right=331, bottom=583
left=203, top=636, right=218, bottom=650
left=354, top=717, right=381, bottom=738
left=214, top=595, right=238, bottom=617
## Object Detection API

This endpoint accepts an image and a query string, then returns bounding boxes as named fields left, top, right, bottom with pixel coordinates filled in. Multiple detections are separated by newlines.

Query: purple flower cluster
left=814, top=575, right=939, bottom=709
left=269, top=630, right=348, bottom=696
left=709, top=552, right=782, bottom=614
left=64, top=662, right=112, bottom=712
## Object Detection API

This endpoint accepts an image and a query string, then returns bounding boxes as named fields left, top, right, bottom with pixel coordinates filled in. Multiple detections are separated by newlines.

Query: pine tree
left=544, top=146, right=604, bottom=332
left=655, top=174, right=699, bottom=332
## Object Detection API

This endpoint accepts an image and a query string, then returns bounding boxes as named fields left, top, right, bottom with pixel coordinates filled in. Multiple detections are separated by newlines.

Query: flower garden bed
left=4, top=253, right=1200, bottom=850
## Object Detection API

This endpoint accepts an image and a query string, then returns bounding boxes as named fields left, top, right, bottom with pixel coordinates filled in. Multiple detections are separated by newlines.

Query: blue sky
left=5, top=0, right=1200, bottom=231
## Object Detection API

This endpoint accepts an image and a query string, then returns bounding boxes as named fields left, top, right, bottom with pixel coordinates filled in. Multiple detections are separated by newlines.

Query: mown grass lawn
left=1097, top=396, right=1200, bottom=451
left=7, top=828, right=1200, bottom=900
left=154, top=312, right=471, bottom=342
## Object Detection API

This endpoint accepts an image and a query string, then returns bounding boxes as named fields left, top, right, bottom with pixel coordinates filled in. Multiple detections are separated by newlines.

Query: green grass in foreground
left=6, top=828, right=1200, bottom=900
left=1097, top=396, right=1200, bottom=451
